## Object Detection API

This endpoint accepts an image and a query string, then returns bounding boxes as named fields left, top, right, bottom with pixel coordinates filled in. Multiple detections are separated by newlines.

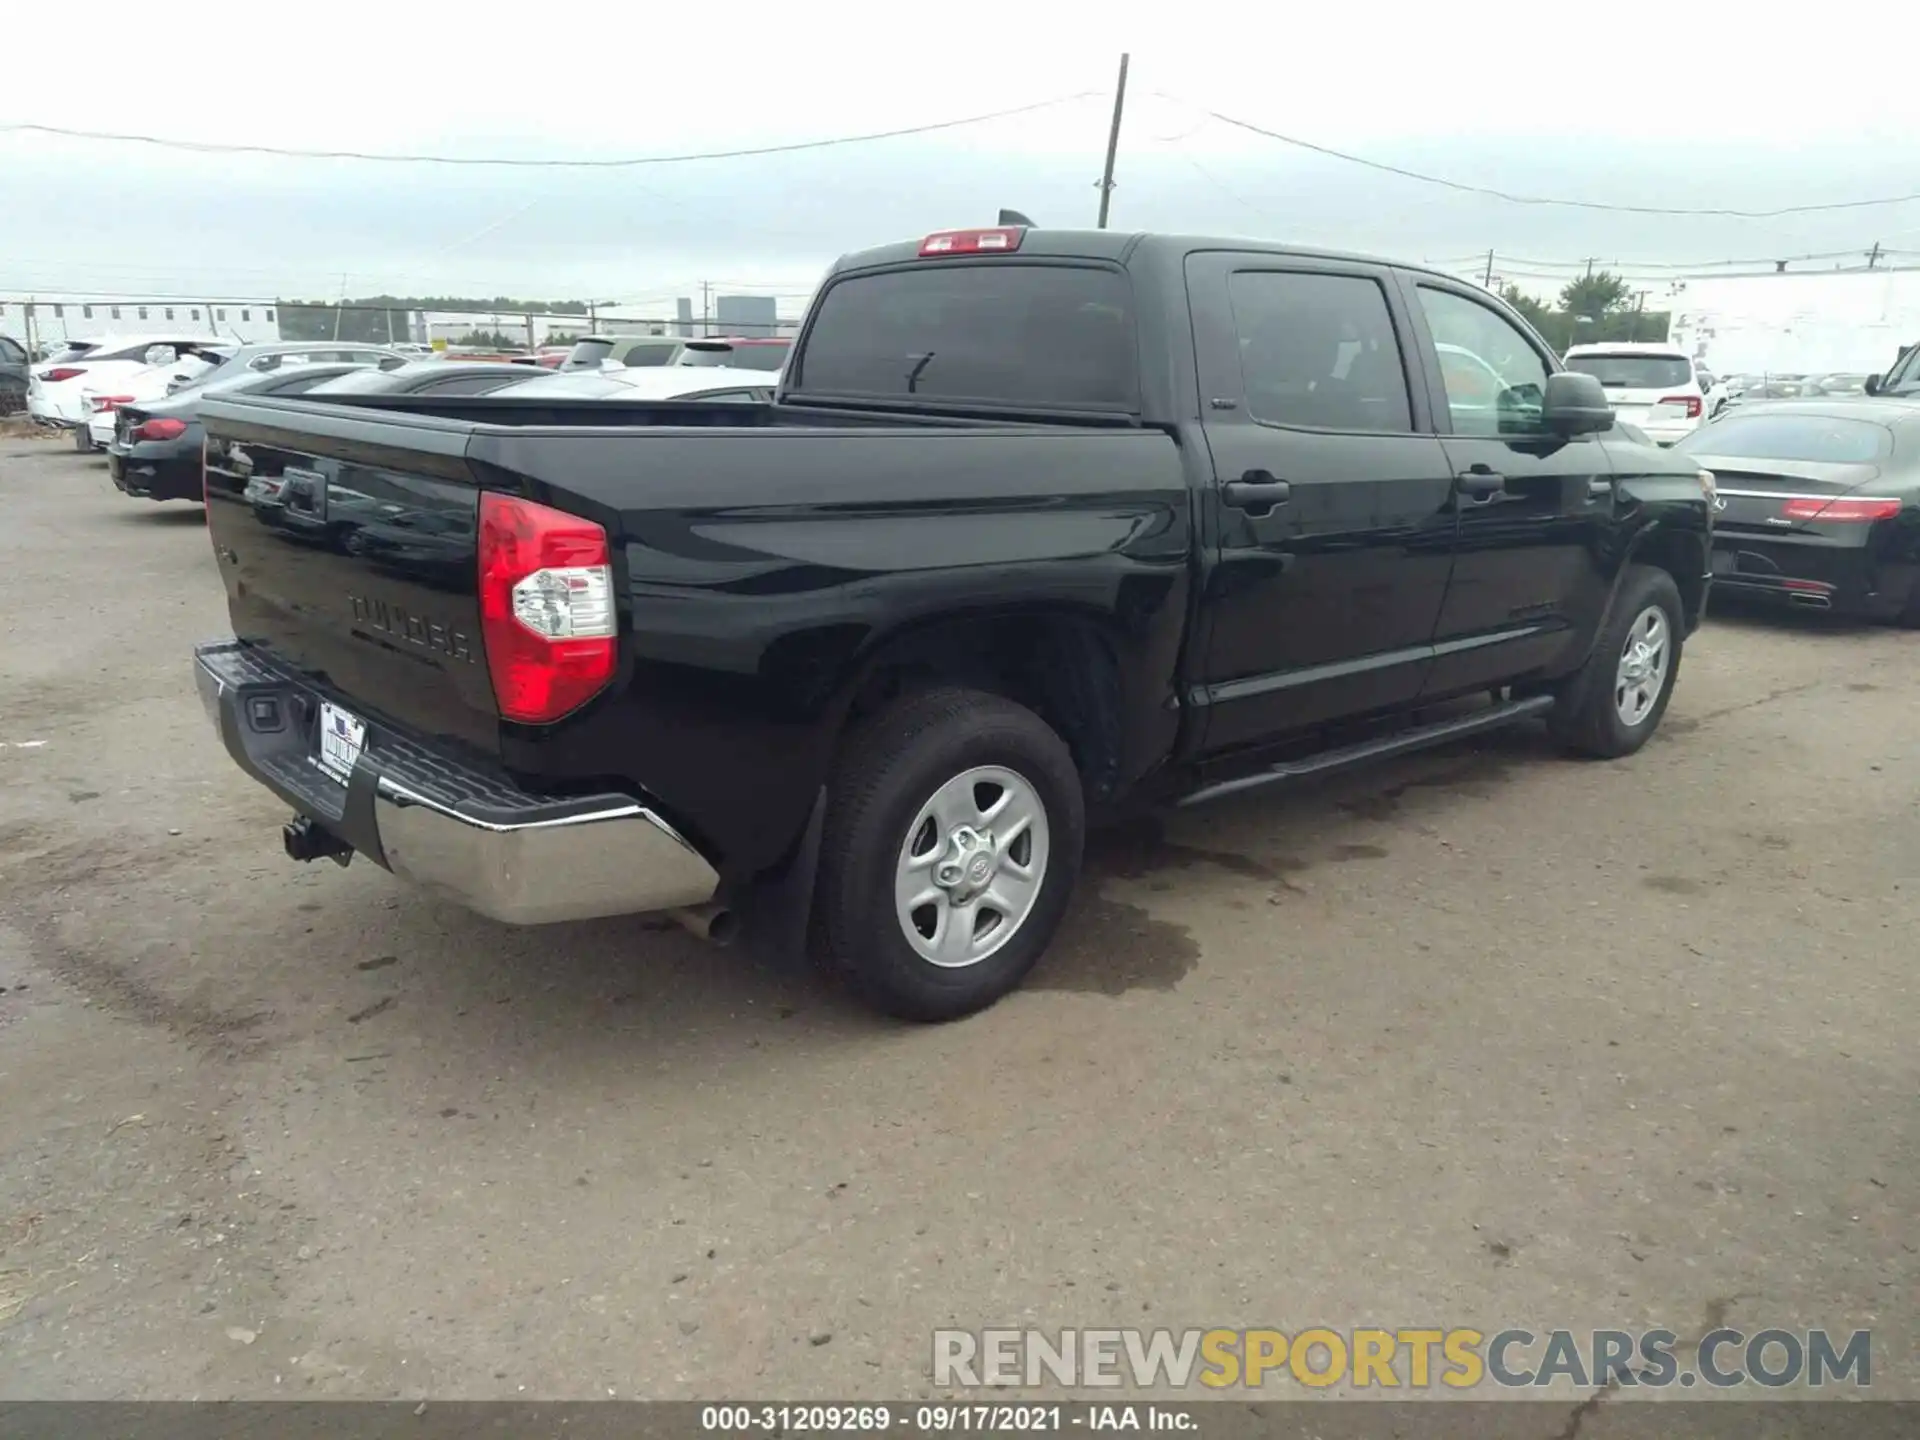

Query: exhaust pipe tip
left=1788, top=591, right=1832, bottom=610
left=670, top=902, right=737, bottom=947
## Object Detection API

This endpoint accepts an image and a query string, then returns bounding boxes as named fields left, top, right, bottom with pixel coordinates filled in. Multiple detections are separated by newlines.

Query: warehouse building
left=1666, top=268, right=1920, bottom=377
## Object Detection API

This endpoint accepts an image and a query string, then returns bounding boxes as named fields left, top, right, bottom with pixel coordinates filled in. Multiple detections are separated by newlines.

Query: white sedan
left=83, top=348, right=229, bottom=447
left=31, top=335, right=231, bottom=450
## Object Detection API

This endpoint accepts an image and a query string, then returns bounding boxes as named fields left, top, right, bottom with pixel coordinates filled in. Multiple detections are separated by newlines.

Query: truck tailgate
left=201, top=398, right=501, bottom=754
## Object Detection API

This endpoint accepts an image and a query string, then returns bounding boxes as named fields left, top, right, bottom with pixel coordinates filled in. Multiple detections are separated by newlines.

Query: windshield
left=1565, top=354, right=1693, bottom=389
left=795, top=263, right=1138, bottom=409
left=304, top=367, right=417, bottom=395
left=1882, top=347, right=1920, bottom=394
left=1676, top=413, right=1891, bottom=464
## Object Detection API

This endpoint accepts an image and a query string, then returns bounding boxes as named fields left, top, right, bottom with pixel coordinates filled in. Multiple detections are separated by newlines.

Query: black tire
left=72, top=424, right=94, bottom=453
left=811, top=687, right=1085, bottom=1022
left=1548, top=564, right=1684, bottom=758
left=1893, top=577, right=1920, bottom=630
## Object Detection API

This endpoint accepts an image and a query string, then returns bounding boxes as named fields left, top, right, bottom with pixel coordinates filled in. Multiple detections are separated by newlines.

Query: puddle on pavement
left=1028, top=889, right=1201, bottom=996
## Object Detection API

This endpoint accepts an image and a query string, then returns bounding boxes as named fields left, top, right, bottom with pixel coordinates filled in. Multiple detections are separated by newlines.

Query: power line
left=1161, top=94, right=1920, bottom=219
left=0, top=93, right=1097, bottom=168
left=1436, top=247, right=1920, bottom=273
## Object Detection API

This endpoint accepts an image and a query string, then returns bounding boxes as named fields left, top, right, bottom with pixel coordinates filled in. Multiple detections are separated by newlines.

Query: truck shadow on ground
left=1702, top=594, right=1882, bottom=636
left=0, top=721, right=1546, bottom=1084
left=111, top=507, right=207, bottom=526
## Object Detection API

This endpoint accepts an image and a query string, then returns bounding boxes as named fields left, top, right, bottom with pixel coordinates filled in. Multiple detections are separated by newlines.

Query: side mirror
left=1865, top=373, right=1882, bottom=395
left=1542, top=371, right=1613, bottom=436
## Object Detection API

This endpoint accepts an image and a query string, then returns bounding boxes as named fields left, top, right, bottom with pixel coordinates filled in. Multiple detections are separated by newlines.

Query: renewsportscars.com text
left=932, top=1327, right=1872, bottom=1390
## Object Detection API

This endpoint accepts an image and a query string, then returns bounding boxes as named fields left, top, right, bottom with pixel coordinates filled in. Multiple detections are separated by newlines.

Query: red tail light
left=1657, top=395, right=1703, bottom=419
left=42, top=366, right=86, bottom=383
left=477, top=493, right=617, bottom=723
left=919, top=227, right=1025, bottom=257
left=135, top=417, right=188, bottom=441
left=1781, top=496, right=1903, bottom=523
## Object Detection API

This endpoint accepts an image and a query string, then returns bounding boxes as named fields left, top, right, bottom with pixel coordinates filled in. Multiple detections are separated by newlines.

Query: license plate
left=1711, top=549, right=1736, bottom=575
left=316, top=700, right=367, bottom=785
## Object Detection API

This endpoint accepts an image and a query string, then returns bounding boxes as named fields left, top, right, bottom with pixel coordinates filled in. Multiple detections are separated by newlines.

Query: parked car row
left=1722, top=372, right=1872, bottom=405
left=97, top=349, right=780, bottom=503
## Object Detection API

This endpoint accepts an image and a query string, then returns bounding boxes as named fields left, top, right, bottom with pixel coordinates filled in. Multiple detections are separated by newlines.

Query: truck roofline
left=823, top=229, right=1467, bottom=286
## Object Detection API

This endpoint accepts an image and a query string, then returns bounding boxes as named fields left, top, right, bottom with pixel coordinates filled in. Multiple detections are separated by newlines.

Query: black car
left=109, top=363, right=380, bottom=502
left=0, top=333, right=28, bottom=415
left=1677, top=399, right=1920, bottom=622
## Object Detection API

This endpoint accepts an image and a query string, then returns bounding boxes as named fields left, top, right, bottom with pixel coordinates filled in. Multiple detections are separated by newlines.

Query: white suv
left=1561, top=343, right=1709, bottom=446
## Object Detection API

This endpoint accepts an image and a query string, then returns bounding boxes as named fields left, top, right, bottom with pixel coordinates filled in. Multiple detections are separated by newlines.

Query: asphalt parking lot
left=0, top=434, right=1914, bottom=1406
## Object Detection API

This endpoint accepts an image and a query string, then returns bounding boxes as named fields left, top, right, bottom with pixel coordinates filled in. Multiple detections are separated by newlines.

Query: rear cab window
left=1565, top=353, right=1694, bottom=389
left=792, top=263, right=1139, bottom=412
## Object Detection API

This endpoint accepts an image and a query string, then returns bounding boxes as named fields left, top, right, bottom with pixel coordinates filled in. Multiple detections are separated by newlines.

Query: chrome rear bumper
left=195, top=639, right=719, bottom=924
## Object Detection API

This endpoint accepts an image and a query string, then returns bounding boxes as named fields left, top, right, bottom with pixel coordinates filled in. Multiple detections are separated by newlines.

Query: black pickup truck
left=194, top=226, right=1713, bottom=1021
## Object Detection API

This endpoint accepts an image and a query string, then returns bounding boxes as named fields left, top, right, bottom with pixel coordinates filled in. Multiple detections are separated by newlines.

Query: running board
left=1176, top=694, right=1556, bottom=809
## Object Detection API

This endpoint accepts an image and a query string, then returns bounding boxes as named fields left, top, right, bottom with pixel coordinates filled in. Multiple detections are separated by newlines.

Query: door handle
left=1223, top=474, right=1292, bottom=513
left=1455, top=468, right=1506, bottom=501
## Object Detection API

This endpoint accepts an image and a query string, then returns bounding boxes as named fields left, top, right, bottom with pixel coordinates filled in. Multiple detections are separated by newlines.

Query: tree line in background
left=1499, top=271, right=1670, bottom=353
left=277, top=295, right=592, bottom=345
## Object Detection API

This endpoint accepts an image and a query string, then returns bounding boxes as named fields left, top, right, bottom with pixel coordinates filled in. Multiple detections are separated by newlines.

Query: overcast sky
left=8, top=4, right=1920, bottom=315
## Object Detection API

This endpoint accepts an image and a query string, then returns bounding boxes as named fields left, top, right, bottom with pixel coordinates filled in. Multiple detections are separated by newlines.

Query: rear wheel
left=1549, top=564, right=1683, bottom=758
left=72, top=424, right=94, bottom=453
left=812, top=687, right=1084, bottom=1022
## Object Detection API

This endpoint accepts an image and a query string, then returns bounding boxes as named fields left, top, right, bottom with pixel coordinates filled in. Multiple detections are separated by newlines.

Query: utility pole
left=1095, top=53, right=1130, bottom=229
left=1483, top=249, right=1495, bottom=288
left=699, top=281, right=712, bottom=338
left=1867, top=241, right=1883, bottom=270
left=1629, top=289, right=1647, bottom=342
left=331, top=273, right=347, bottom=342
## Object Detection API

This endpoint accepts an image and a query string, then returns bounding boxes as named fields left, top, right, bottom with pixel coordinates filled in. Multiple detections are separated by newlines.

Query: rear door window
left=1226, top=271, right=1412, bottom=432
left=795, top=263, right=1138, bottom=410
